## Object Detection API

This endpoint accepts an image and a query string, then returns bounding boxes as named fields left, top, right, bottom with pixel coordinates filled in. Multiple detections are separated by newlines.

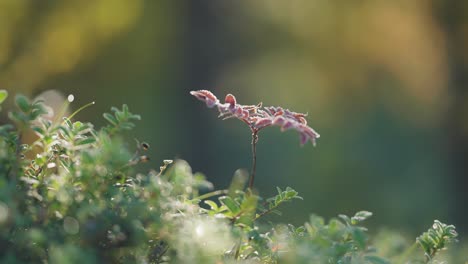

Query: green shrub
left=0, top=90, right=461, bottom=263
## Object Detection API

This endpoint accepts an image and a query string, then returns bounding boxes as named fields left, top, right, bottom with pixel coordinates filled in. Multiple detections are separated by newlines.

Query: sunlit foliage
left=0, top=91, right=462, bottom=263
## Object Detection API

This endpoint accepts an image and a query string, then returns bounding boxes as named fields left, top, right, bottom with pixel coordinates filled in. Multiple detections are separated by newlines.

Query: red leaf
left=190, top=90, right=219, bottom=108
left=300, top=125, right=320, bottom=139
left=242, top=109, right=249, bottom=119
left=296, top=116, right=307, bottom=125
left=274, top=109, right=284, bottom=116
left=192, top=89, right=320, bottom=146
left=225, top=94, right=236, bottom=108
left=299, top=133, right=308, bottom=146
left=281, top=120, right=294, bottom=131
left=272, top=116, right=286, bottom=126
left=235, top=107, right=243, bottom=117
left=255, top=118, right=272, bottom=128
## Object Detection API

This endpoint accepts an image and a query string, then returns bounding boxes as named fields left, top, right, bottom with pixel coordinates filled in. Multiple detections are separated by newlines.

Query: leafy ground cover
left=0, top=89, right=462, bottom=263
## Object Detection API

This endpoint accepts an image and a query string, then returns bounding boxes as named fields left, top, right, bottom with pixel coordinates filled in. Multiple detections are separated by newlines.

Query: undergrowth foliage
left=0, top=89, right=461, bottom=263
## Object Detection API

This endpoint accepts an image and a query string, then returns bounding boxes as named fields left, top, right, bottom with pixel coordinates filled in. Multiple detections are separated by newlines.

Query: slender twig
left=67, top=101, right=95, bottom=120
left=192, top=189, right=228, bottom=201
left=248, top=130, right=258, bottom=189
left=254, top=201, right=282, bottom=221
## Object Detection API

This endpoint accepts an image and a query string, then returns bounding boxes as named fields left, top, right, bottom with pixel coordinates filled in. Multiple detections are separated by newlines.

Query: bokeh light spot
left=63, top=216, right=79, bottom=235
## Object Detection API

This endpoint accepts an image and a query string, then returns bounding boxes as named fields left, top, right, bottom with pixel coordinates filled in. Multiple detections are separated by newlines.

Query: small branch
left=67, top=101, right=95, bottom=120
left=192, top=189, right=228, bottom=201
left=254, top=202, right=280, bottom=221
left=248, top=131, right=259, bottom=190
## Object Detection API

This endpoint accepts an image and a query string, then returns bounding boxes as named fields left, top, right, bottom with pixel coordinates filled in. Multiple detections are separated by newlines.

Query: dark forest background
left=1, top=0, right=468, bottom=237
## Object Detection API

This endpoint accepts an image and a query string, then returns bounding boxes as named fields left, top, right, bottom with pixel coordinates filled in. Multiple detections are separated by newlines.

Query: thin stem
left=254, top=202, right=280, bottom=221
left=248, top=131, right=259, bottom=190
left=68, top=101, right=95, bottom=120
left=192, top=189, right=228, bottom=201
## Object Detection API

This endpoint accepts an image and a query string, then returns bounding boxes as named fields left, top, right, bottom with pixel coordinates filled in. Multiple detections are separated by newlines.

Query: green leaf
left=73, top=121, right=83, bottom=130
left=237, top=215, right=254, bottom=226
left=328, top=218, right=346, bottom=235
left=15, top=95, right=30, bottom=112
left=75, top=137, right=96, bottom=146
left=219, top=196, right=241, bottom=215
left=115, top=111, right=125, bottom=122
left=274, top=195, right=282, bottom=206
left=75, top=123, right=93, bottom=134
left=0, top=90, right=8, bottom=104
left=240, top=193, right=258, bottom=212
left=295, top=226, right=306, bottom=233
left=0, top=124, right=13, bottom=133
left=351, top=227, right=367, bottom=249
left=276, top=186, right=283, bottom=197
left=122, top=104, right=129, bottom=114
left=30, top=104, right=47, bottom=119
left=58, top=126, right=71, bottom=138
left=204, top=200, right=218, bottom=211
left=130, top=114, right=141, bottom=120
left=63, top=117, right=73, bottom=128
left=32, top=126, right=45, bottom=136
left=309, top=214, right=325, bottom=226
left=351, top=211, right=373, bottom=224
left=103, top=113, right=117, bottom=126
left=285, top=188, right=299, bottom=199
left=119, top=122, right=135, bottom=130
left=338, top=214, right=351, bottom=225
left=228, top=169, right=248, bottom=197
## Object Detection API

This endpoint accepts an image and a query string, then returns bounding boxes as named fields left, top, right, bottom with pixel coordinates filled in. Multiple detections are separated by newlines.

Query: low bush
left=0, top=90, right=461, bottom=263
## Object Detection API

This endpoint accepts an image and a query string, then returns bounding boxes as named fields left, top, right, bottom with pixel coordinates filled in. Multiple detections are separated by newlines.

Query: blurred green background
left=1, top=0, right=468, bottom=237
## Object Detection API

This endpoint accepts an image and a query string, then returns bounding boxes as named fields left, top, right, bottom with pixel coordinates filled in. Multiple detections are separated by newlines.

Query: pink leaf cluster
left=190, top=90, right=320, bottom=146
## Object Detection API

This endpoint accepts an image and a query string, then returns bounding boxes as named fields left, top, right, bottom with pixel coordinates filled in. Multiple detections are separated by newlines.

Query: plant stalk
left=248, top=131, right=258, bottom=189
left=192, top=189, right=228, bottom=201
